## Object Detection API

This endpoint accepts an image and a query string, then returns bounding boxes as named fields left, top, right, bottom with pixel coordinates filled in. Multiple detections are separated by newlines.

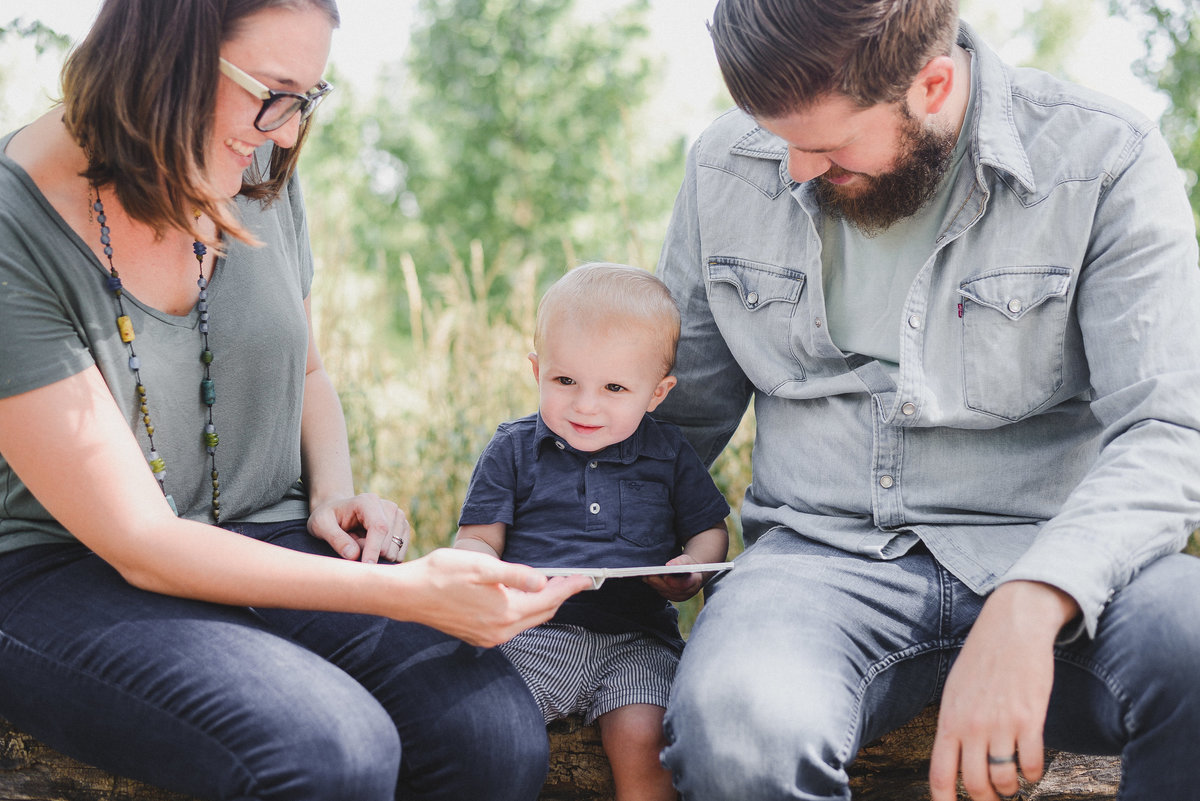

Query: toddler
left=455, top=263, right=729, bottom=800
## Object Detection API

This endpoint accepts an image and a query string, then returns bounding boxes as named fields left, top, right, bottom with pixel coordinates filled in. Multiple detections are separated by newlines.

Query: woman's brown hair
left=61, top=0, right=339, bottom=245
left=709, top=0, right=958, bottom=118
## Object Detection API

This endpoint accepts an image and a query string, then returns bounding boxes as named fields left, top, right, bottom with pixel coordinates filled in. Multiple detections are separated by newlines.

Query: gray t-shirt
left=0, top=132, right=313, bottom=552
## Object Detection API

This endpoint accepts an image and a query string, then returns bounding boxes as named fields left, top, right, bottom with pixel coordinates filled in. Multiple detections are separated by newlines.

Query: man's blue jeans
left=0, top=521, right=549, bottom=801
left=662, top=530, right=1200, bottom=800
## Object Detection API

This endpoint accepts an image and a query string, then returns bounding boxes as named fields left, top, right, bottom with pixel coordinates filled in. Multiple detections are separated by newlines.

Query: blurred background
left=3, top=0, right=1198, bottom=628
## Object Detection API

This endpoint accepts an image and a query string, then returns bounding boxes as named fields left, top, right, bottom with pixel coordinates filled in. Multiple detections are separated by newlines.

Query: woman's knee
left=261, top=713, right=400, bottom=801
left=400, top=650, right=549, bottom=801
left=222, top=677, right=401, bottom=801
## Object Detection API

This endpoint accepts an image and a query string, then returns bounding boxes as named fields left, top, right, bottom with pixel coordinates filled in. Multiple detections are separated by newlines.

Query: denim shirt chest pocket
left=617, top=479, right=675, bottom=552
left=957, top=267, right=1071, bottom=421
left=706, top=259, right=808, bottom=392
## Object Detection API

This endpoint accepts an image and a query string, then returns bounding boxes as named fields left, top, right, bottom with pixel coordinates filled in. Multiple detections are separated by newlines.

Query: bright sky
left=2, top=0, right=1166, bottom=141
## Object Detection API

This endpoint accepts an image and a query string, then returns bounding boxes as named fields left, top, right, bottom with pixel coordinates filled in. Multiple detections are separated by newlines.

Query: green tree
left=370, top=0, right=677, bottom=293
left=0, top=17, right=68, bottom=54
left=1019, top=0, right=1097, bottom=75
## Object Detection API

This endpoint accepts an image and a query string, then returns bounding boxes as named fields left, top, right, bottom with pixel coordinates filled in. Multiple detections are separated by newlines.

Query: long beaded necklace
left=90, top=188, right=222, bottom=522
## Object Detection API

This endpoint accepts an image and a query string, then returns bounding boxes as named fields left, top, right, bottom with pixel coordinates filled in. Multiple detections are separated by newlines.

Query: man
left=654, top=1, right=1200, bottom=800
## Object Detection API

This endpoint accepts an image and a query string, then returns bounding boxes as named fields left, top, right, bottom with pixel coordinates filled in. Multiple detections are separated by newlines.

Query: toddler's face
left=531, top=320, right=676, bottom=453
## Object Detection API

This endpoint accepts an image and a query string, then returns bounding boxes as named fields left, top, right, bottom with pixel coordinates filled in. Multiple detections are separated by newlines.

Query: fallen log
left=0, top=708, right=1120, bottom=801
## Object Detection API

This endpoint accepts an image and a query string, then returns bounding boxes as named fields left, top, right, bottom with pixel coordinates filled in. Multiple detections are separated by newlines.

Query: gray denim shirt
left=655, top=22, right=1200, bottom=638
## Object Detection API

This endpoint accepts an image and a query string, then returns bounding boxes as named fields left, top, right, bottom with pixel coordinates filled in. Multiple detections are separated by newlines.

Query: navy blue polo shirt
left=459, top=412, right=730, bottom=647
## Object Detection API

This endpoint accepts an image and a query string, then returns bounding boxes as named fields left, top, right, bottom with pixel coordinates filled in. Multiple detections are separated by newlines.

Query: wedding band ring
left=391, top=535, right=404, bottom=548
left=987, top=752, right=1018, bottom=766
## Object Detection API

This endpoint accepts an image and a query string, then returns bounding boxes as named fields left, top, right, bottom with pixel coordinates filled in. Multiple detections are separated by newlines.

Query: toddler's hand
left=644, top=554, right=706, bottom=602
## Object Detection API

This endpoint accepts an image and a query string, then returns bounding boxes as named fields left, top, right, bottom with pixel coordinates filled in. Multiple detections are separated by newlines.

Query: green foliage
left=0, top=17, right=70, bottom=54
left=402, top=0, right=649, bottom=263
left=0, top=18, right=70, bottom=131
left=962, top=0, right=1096, bottom=77
left=1018, top=0, right=1097, bottom=76
left=360, top=0, right=685, bottom=297
left=300, top=0, right=688, bottom=342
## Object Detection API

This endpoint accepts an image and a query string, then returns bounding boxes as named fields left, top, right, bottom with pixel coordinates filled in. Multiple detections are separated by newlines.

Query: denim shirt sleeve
left=1000, top=126, right=1200, bottom=638
left=655, top=139, right=755, bottom=467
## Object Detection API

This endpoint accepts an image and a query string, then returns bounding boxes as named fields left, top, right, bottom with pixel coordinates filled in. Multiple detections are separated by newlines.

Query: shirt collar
left=957, top=21, right=1036, bottom=193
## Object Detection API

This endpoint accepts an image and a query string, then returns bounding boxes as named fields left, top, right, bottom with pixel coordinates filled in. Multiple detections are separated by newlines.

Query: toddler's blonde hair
left=534, top=263, right=681, bottom=378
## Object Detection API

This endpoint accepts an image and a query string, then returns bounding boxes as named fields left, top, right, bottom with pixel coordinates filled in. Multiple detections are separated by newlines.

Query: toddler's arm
left=454, top=522, right=506, bottom=560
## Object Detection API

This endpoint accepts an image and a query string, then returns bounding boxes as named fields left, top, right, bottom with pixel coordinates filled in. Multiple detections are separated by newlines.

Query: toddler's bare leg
left=597, top=703, right=677, bottom=801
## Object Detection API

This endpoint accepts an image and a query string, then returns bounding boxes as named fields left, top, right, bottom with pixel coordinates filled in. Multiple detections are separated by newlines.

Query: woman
left=0, top=1, right=589, bottom=799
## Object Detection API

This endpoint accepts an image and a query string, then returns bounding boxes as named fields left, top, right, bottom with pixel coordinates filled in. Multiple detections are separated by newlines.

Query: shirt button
left=879, top=475, right=895, bottom=489
left=814, top=318, right=823, bottom=328
left=1007, top=298, right=1023, bottom=314
left=901, top=402, right=916, bottom=416
left=589, top=502, right=600, bottom=515
left=589, top=461, right=598, bottom=469
left=908, top=314, right=922, bottom=329
left=555, top=440, right=565, bottom=450
left=746, top=291, right=759, bottom=306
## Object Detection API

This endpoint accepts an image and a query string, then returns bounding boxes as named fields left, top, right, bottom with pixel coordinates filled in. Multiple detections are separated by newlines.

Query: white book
left=536, top=562, right=735, bottom=590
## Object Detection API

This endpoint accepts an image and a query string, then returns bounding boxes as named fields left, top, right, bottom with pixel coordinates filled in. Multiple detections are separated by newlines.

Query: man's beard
left=815, top=108, right=957, bottom=236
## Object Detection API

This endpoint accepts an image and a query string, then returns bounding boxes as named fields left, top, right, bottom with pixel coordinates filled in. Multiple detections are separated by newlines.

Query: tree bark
left=0, top=711, right=1120, bottom=801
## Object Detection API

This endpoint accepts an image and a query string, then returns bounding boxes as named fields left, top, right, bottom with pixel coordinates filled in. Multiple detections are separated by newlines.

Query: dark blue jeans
left=0, top=521, right=549, bottom=801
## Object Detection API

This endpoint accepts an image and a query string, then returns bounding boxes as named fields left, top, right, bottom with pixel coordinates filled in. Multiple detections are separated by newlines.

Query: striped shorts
left=498, top=623, right=679, bottom=725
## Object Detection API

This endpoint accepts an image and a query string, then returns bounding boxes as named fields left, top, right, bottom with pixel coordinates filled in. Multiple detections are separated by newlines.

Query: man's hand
left=929, top=581, right=1079, bottom=801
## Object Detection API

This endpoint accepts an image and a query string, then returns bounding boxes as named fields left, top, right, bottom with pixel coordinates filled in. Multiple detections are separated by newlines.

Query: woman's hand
left=395, top=549, right=592, bottom=647
left=308, top=493, right=411, bottom=564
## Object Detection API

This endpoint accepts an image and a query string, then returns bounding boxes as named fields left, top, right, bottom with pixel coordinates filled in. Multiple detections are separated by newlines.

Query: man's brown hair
left=709, top=0, right=959, bottom=118
left=62, top=0, right=339, bottom=245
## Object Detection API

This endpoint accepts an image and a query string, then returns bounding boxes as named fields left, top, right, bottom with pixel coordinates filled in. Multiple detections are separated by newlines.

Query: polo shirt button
left=589, top=502, right=600, bottom=514
left=555, top=441, right=565, bottom=450
left=902, top=402, right=916, bottom=416
left=879, top=475, right=895, bottom=489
